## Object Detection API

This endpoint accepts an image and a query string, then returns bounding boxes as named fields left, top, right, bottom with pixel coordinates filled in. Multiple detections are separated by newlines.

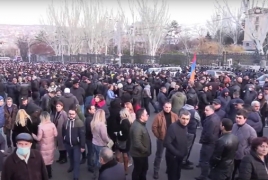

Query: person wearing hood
left=181, top=98, right=200, bottom=170
left=59, top=88, right=79, bottom=113
left=217, top=88, right=231, bottom=110
left=212, top=99, right=226, bottom=120
left=170, top=91, right=187, bottom=114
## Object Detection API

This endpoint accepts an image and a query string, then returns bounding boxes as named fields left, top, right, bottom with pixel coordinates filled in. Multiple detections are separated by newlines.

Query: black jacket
left=70, top=87, right=85, bottom=105
left=198, top=90, right=210, bottom=110
left=215, top=108, right=226, bottom=120
left=210, top=132, right=239, bottom=169
left=85, top=114, right=94, bottom=141
left=239, top=151, right=268, bottom=180
left=62, top=117, right=86, bottom=148
left=164, top=121, right=188, bottom=159
left=200, top=113, right=221, bottom=145
left=98, top=159, right=125, bottom=180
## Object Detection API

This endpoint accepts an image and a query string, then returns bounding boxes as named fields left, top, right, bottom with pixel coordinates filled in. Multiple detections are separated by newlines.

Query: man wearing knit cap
left=1, top=133, right=49, bottom=180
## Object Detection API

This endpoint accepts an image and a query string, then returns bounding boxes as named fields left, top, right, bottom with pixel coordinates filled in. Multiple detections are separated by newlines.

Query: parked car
left=257, top=74, right=268, bottom=87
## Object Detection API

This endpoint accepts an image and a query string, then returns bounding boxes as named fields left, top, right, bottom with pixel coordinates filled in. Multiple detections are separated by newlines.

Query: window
left=255, top=25, right=259, bottom=31
left=246, top=43, right=250, bottom=46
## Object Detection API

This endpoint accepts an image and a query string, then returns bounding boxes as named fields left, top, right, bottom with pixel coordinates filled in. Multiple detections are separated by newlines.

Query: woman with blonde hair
left=124, top=102, right=136, bottom=122
left=116, top=108, right=132, bottom=175
left=12, top=109, right=33, bottom=147
left=32, top=111, right=58, bottom=179
left=91, top=109, right=111, bottom=179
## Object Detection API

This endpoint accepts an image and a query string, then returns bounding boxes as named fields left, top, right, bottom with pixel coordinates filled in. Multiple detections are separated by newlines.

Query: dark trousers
left=132, top=157, right=148, bottom=180
left=153, top=139, right=165, bottom=173
left=143, top=97, right=151, bottom=115
left=150, top=86, right=155, bottom=99
left=231, top=159, right=241, bottom=180
left=199, top=144, right=214, bottom=178
left=155, top=88, right=159, bottom=97
left=58, top=150, right=67, bottom=161
left=166, top=153, right=183, bottom=180
left=65, top=144, right=81, bottom=179
left=5, top=129, right=12, bottom=148
left=46, top=165, right=52, bottom=178
left=86, top=140, right=94, bottom=170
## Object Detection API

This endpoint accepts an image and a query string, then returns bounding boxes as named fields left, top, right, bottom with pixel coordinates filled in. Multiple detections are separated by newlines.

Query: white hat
left=64, top=88, right=70, bottom=93
left=117, top=83, right=123, bottom=89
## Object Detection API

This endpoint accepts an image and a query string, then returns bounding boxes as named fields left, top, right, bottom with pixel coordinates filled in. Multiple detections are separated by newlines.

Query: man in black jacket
left=164, top=109, right=190, bottom=180
left=209, top=118, right=239, bottom=180
left=195, top=105, right=221, bottom=180
left=62, top=108, right=85, bottom=180
left=198, top=85, right=210, bottom=123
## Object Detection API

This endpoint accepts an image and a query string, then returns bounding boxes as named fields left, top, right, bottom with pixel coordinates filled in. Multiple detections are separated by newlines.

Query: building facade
left=243, top=7, right=268, bottom=51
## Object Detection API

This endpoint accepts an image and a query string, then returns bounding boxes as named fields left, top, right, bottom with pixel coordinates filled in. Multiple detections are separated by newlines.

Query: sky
left=0, top=0, right=241, bottom=27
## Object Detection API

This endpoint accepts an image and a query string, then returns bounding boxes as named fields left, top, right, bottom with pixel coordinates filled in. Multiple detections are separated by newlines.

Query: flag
left=189, top=54, right=196, bottom=82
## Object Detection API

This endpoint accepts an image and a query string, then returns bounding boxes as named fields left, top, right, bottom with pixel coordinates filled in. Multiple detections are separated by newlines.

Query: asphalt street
left=4, top=110, right=268, bottom=180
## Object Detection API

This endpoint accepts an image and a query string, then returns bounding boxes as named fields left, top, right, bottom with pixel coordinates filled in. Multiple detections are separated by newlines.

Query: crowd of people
left=0, top=61, right=266, bottom=180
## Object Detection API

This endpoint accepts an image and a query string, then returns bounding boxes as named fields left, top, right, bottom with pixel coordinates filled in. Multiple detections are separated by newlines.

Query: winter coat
left=70, top=87, right=85, bottom=105
left=34, top=122, right=58, bottom=165
left=217, top=88, right=231, bottom=110
left=62, top=117, right=86, bottom=148
left=170, top=92, right=187, bottom=114
left=3, top=104, right=18, bottom=132
left=12, top=118, right=33, bottom=147
left=157, top=92, right=168, bottom=110
left=152, top=111, right=178, bottom=140
left=106, top=89, right=116, bottom=106
left=91, top=99, right=110, bottom=119
left=239, top=151, right=268, bottom=180
left=199, top=113, right=221, bottom=145
left=1, top=149, right=49, bottom=180
left=232, top=123, right=257, bottom=160
left=98, top=159, right=126, bottom=180
left=182, top=104, right=201, bottom=134
left=59, top=93, right=79, bottom=113
left=52, top=110, right=68, bottom=150
left=247, top=111, right=263, bottom=133
left=129, top=120, right=151, bottom=157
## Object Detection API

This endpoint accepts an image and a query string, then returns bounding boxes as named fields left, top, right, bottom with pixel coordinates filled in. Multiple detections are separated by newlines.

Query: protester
left=98, top=147, right=125, bottom=180
left=164, top=109, right=190, bottom=180
left=32, top=111, right=58, bottom=179
left=1, top=133, right=49, bottom=180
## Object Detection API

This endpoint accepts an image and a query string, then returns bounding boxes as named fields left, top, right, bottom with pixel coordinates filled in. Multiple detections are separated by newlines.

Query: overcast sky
left=0, top=0, right=241, bottom=26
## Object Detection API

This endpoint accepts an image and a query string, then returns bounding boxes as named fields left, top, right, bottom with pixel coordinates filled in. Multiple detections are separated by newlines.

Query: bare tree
left=222, top=6, right=244, bottom=44
left=82, top=0, right=115, bottom=55
left=206, top=10, right=222, bottom=39
left=135, top=0, right=170, bottom=56
left=217, top=0, right=268, bottom=55
left=118, top=0, right=137, bottom=57
left=40, top=0, right=83, bottom=56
